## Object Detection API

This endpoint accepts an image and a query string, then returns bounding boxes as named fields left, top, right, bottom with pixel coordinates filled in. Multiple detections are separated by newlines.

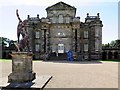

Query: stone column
left=8, top=52, right=36, bottom=83
left=46, top=29, right=49, bottom=53
left=72, top=29, right=75, bottom=52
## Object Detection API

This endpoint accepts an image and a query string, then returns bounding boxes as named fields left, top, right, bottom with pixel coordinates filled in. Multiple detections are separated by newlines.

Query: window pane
left=84, top=44, right=88, bottom=51
left=95, top=29, right=99, bottom=37
left=66, top=17, right=70, bottom=23
left=58, top=15, right=63, bottom=23
left=52, top=17, right=56, bottom=23
left=36, top=31, right=40, bottom=38
left=35, top=44, right=39, bottom=52
left=95, top=40, right=99, bottom=51
left=84, top=31, right=88, bottom=38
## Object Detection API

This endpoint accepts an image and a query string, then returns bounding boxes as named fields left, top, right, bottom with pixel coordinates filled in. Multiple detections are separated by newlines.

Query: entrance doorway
left=102, top=52, right=107, bottom=60
left=58, top=44, right=64, bottom=53
left=108, top=52, right=113, bottom=59
left=114, top=52, right=118, bottom=59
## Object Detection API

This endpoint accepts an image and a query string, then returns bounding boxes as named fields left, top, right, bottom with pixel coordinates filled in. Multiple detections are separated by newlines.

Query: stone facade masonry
left=26, top=1, right=103, bottom=60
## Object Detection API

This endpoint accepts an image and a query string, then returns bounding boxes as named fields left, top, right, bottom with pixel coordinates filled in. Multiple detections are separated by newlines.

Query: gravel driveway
left=0, top=60, right=118, bottom=88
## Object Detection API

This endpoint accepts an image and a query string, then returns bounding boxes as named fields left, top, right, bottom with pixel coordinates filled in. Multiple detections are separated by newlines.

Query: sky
left=0, top=0, right=119, bottom=44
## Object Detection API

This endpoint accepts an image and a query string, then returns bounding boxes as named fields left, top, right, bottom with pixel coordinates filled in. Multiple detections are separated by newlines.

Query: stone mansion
left=25, top=1, right=103, bottom=60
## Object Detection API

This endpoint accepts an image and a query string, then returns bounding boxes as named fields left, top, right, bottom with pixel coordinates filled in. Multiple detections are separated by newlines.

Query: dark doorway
left=102, top=52, right=107, bottom=60
left=108, top=52, right=113, bottom=59
left=114, top=52, right=118, bottom=59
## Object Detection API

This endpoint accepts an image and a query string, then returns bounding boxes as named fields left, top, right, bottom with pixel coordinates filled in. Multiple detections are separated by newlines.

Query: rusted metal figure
left=16, top=9, right=29, bottom=51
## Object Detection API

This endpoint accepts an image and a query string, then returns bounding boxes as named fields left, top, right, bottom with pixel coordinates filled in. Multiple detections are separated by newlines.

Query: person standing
left=68, top=50, right=73, bottom=61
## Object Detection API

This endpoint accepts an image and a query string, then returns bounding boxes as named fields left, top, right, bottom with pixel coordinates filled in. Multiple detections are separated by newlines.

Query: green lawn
left=99, top=59, right=120, bottom=62
left=0, top=59, right=120, bottom=62
left=0, top=59, right=12, bottom=62
left=0, top=59, right=43, bottom=62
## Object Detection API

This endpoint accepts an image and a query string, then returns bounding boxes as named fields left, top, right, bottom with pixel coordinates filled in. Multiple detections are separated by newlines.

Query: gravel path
left=0, top=60, right=118, bottom=88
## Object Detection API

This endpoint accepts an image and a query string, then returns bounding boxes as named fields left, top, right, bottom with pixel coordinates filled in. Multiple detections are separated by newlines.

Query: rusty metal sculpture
left=16, top=9, right=29, bottom=51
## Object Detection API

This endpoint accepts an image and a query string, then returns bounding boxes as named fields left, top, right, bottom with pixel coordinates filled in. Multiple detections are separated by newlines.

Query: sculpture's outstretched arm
left=16, top=9, right=22, bottom=22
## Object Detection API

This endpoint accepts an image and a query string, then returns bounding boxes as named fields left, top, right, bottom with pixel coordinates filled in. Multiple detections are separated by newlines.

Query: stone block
left=8, top=52, right=36, bottom=83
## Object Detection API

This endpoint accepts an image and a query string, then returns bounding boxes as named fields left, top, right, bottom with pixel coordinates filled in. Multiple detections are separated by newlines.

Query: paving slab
left=0, top=61, right=118, bottom=88
left=0, top=75, right=52, bottom=89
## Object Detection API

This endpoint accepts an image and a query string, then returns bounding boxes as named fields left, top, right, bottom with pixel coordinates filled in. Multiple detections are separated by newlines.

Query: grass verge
left=99, top=59, right=120, bottom=62
left=0, top=59, right=120, bottom=62
left=0, top=59, right=12, bottom=62
left=0, top=59, right=43, bottom=62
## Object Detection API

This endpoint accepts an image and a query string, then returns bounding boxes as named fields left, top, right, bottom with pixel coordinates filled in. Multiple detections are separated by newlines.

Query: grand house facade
left=25, top=2, right=103, bottom=60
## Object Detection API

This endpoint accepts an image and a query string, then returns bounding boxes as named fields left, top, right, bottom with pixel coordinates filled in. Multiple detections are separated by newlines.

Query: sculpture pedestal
left=8, top=52, right=36, bottom=83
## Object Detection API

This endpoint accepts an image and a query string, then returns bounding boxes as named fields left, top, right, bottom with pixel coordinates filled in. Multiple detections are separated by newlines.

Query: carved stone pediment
left=46, top=1, right=76, bottom=11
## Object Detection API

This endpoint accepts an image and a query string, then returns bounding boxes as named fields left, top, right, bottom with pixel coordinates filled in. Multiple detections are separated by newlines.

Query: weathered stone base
left=8, top=52, right=36, bottom=83
left=8, top=72, right=36, bottom=83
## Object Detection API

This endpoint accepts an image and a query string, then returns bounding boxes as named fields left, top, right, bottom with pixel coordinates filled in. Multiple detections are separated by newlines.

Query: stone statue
left=16, top=9, right=29, bottom=51
left=8, top=10, right=36, bottom=83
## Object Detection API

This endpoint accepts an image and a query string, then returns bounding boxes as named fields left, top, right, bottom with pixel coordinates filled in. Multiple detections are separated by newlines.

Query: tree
left=0, top=37, right=17, bottom=50
left=102, top=39, right=120, bottom=48
left=0, top=37, right=17, bottom=59
left=102, top=43, right=110, bottom=48
left=9, top=40, right=17, bottom=50
left=115, top=39, right=120, bottom=47
left=110, top=40, right=115, bottom=47
left=0, top=37, right=9, bottom=48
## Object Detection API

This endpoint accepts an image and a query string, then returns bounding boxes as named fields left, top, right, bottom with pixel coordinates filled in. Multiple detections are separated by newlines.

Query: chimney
left=27, top=15, right=30, bottom=19
left=37, top=14, right=39, bottom=19
left=97, top=13, right=100, bottom=18
left=87, top=13, right=89, bottom=17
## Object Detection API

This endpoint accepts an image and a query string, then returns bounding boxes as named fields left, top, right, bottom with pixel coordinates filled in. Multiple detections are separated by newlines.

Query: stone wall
left=102, top=48, right=120, bottom=60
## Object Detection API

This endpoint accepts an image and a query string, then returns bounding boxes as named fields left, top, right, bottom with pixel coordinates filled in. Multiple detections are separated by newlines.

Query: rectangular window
left=58, top=15, right=63, bottom=23
left=36, top=31, right=40, bottom=38
left=84, top=55, right=88, bottom=60
left=35, top=44, right=40, bottom=52
left=95, top=40, right=99, bottom=51
left=84, top=44, right=88, bottom=51
left=95, top=29, right=99, bottom=37
left=52, top=17, right=56, bottom=23
left=66, top=17, right=70, bottom=23
left=84, top=31, right=88, bottom=38
left=41, top=30, right=44, bottom=38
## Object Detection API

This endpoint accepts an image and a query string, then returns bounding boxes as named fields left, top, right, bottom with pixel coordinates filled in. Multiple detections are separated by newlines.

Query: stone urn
left=8, top=52, right=36, bottom=83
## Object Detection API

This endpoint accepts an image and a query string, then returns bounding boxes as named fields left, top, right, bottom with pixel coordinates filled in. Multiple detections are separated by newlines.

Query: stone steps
left=48, top=53, right=68, bottom=60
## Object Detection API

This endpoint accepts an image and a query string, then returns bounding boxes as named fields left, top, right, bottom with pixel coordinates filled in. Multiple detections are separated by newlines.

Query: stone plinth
left=8, top=52, right=36, bottom=83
